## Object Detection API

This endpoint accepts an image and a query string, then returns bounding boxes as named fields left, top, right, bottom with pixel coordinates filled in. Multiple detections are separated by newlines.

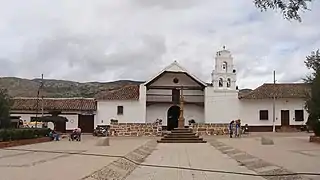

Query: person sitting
left=75, top=127, right=82, bottom=141
left=49, top=130, right=54, bottom=141
left=52, top=130, right=60, bottom=141
left=70, top=128, right=81, bottom=141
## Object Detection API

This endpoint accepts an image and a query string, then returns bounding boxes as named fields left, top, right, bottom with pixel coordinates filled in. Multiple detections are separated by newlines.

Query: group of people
left=48, top=127, right=82, bottom=141
left=229, top=119, right=248, bottom=138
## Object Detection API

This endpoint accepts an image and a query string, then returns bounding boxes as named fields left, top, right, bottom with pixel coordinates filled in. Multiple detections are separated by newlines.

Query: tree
left=0, top=89, right=12, bottom=128
left=254, top=0, right=313, bottom=22
left=304, top=50, right=320, bottom=136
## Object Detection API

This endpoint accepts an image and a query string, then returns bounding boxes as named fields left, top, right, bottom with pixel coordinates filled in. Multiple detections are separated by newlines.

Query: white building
left=10, top=97, right=96, bottom=133
left=10, top=48, right=310, bottom=134
left=95, top=48, right=310, bottom=133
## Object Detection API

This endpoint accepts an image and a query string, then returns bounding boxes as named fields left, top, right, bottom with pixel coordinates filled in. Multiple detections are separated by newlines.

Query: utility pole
left=272, top=70, right=276, bottom=132
left=35, top=74, right=44, bottom=128
left=41, top=74, right=44, bottom=117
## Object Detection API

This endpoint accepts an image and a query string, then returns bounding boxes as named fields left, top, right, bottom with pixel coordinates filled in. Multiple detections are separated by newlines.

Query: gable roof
left=144, top=61, right=207, bottom=87
left=239, top=83, right=310, bottom=99
left=95, top=85, right=140, bottom=100
left=11, top=97, right=97, bottom=111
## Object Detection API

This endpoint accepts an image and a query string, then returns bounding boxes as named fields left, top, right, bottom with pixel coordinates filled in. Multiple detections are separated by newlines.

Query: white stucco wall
left=239, top=98, right=308, bottom=126
left=146, top=104, right=204, bottom=125
left=96, top=100, right=144, bottom=124
left=205, top=87, right=240, bottom=123
left=96, top=85, right=146, bottom=125
left=149, top=72, right=202, bottom=87
left=10, top=112, right=79, bottom=130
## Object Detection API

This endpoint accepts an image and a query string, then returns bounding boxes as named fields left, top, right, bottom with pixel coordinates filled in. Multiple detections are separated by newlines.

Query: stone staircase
left=157, top=128, right=207, bottom=143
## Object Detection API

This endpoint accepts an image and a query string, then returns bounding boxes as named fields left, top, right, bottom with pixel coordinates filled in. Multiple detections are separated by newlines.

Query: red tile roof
left=239, top=83, right=310, bottom=99
left=95, top=85, right=140, bottom=100
left=11, top=97, right=97, bottom=111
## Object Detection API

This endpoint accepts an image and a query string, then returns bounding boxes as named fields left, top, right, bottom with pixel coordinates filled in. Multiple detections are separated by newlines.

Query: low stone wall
left=191, top=123, right=229, bottom=136
left=0, top=137, right=51, bottom=148
left=108, top=122, right=230, bottom=137
left=109, top=123, right=160, bottom=136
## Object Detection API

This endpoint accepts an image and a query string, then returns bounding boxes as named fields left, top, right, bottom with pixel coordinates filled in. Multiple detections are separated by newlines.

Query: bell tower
left=211, top=46, right=237, bottom=90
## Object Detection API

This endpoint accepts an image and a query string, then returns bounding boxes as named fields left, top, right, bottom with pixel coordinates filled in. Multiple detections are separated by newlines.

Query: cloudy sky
left=0, top=0, right=319, bottom=89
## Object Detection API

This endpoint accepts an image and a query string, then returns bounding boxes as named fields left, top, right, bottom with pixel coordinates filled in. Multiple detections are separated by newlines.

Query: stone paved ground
left=0, top=136, right=153, bottom=180
left=126, top=143, right=265, bottom=180
left=209, top=132, right=320, bottom=180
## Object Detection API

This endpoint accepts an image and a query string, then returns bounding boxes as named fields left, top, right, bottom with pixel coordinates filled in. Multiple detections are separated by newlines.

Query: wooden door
left=78, top=114, right=94, bottom=133
left=281, top=110, right=290, bottom=126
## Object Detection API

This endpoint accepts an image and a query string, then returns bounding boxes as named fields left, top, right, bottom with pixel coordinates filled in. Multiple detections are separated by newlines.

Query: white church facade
left=95, top=48, right=310, bottom=133
left=9, top=48, right=310, bottom=134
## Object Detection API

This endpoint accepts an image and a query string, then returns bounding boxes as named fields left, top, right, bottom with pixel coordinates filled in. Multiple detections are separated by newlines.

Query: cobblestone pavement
left=82, top=140, right=157, bottom=180
left=126, top=143, right=265, bottom=180
left=208, top=139, right=312, bottom=180
left=0, top=136, right=154, bottom=180
left=208, top=133, right=320, bottom=180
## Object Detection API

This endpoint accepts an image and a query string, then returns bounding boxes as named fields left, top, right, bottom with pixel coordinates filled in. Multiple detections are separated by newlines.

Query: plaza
left=0, top=133, right=319, bottom=180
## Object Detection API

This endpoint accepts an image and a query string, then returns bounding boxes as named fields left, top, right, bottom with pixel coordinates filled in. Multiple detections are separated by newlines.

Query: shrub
left=0, top=128, right=50, bottom=142
left=313, top=121, right=320, bottom=136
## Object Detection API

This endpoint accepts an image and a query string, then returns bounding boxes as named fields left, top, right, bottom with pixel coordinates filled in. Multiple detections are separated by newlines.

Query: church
left=10, top=48, right=310, bottom=135
left=95, top=48, right=309, bottom=134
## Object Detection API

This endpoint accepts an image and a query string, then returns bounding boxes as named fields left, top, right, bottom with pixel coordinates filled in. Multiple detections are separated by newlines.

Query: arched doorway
left=167, top=105, right=180, bottom=131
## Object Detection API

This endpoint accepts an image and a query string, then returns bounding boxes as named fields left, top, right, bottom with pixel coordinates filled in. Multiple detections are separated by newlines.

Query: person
left=235, top=119, right=241, bottom=137
left=77, top=127, right=82, bottom=141
left=49, top=130, right=54, bottom=141
left=229, top=120, right=235, bottom=138
left=243, top=123, right=249, bottom=134
left=52, top=129, right=60, bottom=141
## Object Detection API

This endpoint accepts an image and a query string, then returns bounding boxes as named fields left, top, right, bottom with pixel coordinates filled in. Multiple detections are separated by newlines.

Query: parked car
left=93, top=124, right=108, bottom=137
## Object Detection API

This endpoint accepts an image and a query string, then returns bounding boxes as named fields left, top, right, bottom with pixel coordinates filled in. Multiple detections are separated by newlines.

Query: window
left=222, top=61, right=227, bottom=71
left=259, top=110, right=268, bottom=120
left=172, top=89, right=180, bottom=104
left=227, top=78, right=231, bottom=87
left=295, top=110, right=304, bottom=121
left=219, top=78, right=223, bottom=87
left=117, top=106, right=124, bottom=115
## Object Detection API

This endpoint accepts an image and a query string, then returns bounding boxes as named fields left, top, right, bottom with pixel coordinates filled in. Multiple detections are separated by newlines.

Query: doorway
left=78, top=114, right=95, bottom=133
left=167, top=105, right=180, bottom=131
left=281, top=110, right=290, bottom=126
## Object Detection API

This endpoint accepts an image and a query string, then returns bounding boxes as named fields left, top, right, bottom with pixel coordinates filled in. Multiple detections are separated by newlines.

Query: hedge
left=313, top=121, right=320, bottom=137
left=0, top=128, right=51, bottom=142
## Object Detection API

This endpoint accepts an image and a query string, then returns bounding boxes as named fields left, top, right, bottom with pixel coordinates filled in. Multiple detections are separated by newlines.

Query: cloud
left=0, top=0, right=320, bottom=89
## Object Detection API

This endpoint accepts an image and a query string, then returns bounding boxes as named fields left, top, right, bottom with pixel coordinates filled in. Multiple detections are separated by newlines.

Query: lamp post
left=272, top=70, right=276, bottom=132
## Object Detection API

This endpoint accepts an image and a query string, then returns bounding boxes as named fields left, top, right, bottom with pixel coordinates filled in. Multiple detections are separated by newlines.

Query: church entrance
left=167, top=105, right=180, bottom=131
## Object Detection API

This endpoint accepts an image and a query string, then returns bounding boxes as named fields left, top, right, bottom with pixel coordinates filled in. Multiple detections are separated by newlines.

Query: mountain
left=0, top=77, right=253, bottom=98
left=0, top=77, right=143, bottom=98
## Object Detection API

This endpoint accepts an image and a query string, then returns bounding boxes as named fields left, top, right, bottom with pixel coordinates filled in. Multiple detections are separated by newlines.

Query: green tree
left=304, top=50, right=320, bottom=136
left=254, top=0, right=313, bottom=22
left=0, top=89, right=12, bottom=128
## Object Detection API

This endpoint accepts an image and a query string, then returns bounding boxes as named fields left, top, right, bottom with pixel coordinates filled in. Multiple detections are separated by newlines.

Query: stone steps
left=157, top=139, right=207, bottom=143
left=157, top=128, right=206, bottom=143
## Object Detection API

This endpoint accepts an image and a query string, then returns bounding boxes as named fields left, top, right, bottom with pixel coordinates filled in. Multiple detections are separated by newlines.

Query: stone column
left=178, top=88, right=185, bottom=128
